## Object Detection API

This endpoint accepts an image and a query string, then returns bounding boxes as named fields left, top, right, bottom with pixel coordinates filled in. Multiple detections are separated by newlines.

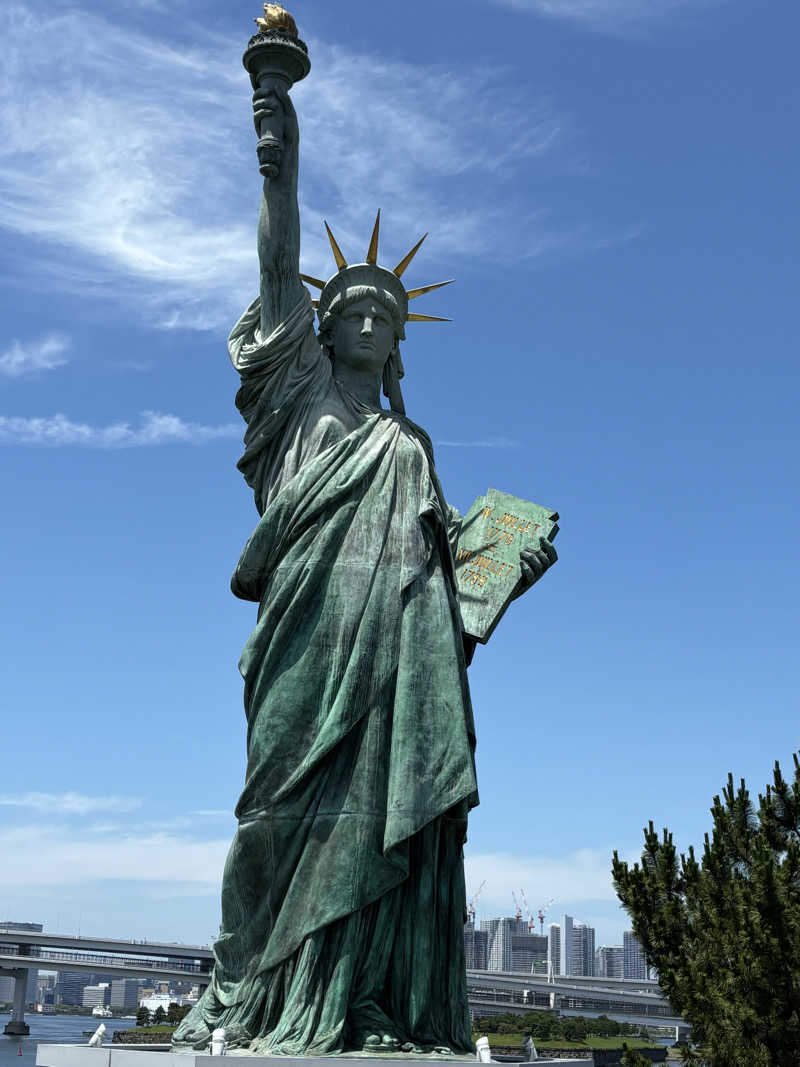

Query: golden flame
left=254, top=4, right=299, bottom=36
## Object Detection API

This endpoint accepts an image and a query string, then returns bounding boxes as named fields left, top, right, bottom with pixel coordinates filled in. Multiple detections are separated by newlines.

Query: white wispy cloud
left=0, top=334, right=70, bottom=378
left=492, top=0, right=723, bottom=35
left=0, top=5, right=577, bottom=331
left=0, top=824, right=635, bottom=942
left=0, top=411, right=240, bottom=447
left=0, top=792, right=142, bottom=815
left=464, top=846, right=640, bottom=916
left=0, top=824, right=227, bottom=889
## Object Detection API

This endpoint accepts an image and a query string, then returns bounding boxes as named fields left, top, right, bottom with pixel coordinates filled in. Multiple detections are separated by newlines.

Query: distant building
left=82, top=984, right=111, bottom=1009
left=573, top=921, right=595, bottom=977
left=110, top=979, right=139, bottom=1010
left=554, top=915, right=596, bottom=977
left=56, top=972, right=91, bottom=1006
left=623, top=930, right=648, bottom=980
left=547, top=923, right=561, bottom=976
left=595, top=945, right=624, bottom=978
left=37, top=986, right=56, bottom=1008
left=464, top=920, right=487, bottom=970
left=510, top=932, right=547, bottom=974
left=480, top=917, right=530, bottom=972
left=140, top=993, right=194, bottom=1013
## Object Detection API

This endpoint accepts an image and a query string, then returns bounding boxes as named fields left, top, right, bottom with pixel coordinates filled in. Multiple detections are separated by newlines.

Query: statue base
left=35, top=1045, right=588, bottom=1067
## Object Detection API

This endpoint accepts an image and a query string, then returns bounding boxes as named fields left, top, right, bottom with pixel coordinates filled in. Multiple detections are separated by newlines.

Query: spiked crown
left=301, top=212, right=453, bottom=339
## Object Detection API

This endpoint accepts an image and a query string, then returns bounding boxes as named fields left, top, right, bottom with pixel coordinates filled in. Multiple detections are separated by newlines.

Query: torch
left=243, top=5, right=310, bottom=178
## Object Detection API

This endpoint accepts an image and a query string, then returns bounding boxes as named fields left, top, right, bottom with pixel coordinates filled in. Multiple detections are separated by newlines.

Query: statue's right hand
left=252, top=83, right=298, bottom=180
left=252, top=84, right=298, bottom=137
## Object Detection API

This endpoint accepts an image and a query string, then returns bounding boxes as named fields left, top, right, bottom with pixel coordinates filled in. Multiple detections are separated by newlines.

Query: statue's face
left=330, top=297, right=395, bottom=376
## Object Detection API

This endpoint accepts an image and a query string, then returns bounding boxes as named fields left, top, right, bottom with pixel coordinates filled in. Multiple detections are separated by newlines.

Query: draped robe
left=173, top=292, right=479, bottom=1055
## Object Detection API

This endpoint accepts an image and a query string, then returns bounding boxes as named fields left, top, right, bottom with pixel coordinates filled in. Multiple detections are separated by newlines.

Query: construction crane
left=467, top=880, right=486, bottom=923
left=537, top=897, right=555, bottom=935
left=519, top=888, right=536, bottom=933
left=511, top=890, right=523, bottom=922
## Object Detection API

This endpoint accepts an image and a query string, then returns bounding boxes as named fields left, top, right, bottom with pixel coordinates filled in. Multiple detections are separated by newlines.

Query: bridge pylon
left=3, top=967, right=30, bottom=1035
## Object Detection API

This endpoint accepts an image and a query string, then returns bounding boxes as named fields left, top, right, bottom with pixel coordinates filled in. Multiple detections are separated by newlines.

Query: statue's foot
left=401, top=1042, right=424, bottom=1054
left=362, top=1032, right=402, bottom=1052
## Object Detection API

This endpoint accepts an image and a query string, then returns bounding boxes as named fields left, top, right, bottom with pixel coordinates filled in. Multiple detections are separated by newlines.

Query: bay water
left=0, top=1015, right=137, bottom=1067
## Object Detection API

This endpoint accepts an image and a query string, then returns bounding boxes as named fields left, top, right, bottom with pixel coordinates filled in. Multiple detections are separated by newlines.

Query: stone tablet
left=455, top=488, right=559, bottom=643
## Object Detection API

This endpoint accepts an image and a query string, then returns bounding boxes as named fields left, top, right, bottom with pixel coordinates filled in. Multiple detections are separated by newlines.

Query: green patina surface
left=455, top=489, right=559, bottom=643
left=173, top=11, right=558, bottom=1059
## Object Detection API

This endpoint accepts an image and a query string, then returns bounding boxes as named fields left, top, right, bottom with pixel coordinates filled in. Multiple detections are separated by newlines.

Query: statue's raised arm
left=243, top=5, right=310, bottom=336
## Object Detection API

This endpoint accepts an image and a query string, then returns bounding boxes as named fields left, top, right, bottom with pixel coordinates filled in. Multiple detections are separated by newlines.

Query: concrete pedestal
left=36, top=1046, right=590, bottom=1067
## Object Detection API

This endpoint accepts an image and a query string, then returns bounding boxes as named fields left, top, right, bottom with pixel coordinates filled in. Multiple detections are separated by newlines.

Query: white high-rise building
left=82, top=983, right=111, bottom=1009
left=555, top=915, right=596, bottom=977
left=623, top=930, right=648, bottom=980
left=547, top=923, right=561, bottom=976
left=480, top=917, right=528, bottom=972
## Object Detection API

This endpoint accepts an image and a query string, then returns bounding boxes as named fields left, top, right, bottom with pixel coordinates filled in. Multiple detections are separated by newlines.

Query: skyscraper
left=595, top=945, right=624, bottom=978
left=111, top=979, right=140, bottom=1010
left=547, top=923, right=561, bottom=976
left=480, top=917, right=528, bottom=972
left=556, top=915, right=596, bottom=977
left=463, top=920, right=488, bottom=970
left=56, top=972, right=91, bottom=1006
left=510, top=932, right=547, bottom=974
left=623, top=930, right=648, bottom=980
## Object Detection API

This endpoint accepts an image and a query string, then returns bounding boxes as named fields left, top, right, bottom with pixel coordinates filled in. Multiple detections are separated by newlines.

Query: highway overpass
left=0, top=926, right=212, bottom=1035
left=467, top=968, right=687, bottom=1031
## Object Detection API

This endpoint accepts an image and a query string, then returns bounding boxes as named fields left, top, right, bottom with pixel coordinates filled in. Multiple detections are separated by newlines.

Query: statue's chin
left=332, top=350, right=390, bottom=378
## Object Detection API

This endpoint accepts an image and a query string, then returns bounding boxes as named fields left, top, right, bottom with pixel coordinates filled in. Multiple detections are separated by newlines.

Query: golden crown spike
left=303, top=214, right=453, bottom=326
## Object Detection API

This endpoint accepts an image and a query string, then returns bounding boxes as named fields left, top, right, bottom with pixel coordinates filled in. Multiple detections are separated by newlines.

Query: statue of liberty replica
left=174, top=5, right=557, bottom=1057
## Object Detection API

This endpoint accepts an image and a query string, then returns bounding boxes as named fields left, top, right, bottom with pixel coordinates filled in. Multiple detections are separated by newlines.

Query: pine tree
left=619, top=1047, right=650, bottom=1067
left=612, top=751, right=800, bottom=1066
left=153, top=1005, right=167, bottom=1025
left=136, top=1005, right=150, bottom=1027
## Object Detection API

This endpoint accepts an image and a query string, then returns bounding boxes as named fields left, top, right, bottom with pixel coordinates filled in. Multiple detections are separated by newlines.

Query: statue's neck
left=332, top=364, right=383, bottom=410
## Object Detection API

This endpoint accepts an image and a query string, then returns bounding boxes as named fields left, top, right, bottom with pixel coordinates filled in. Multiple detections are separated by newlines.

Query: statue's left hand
left=514, top=539, right=558, bottom=599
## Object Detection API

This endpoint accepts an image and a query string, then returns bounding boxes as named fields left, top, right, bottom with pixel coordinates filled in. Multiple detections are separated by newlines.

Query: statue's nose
left=361, top=317, right=373, bottom=334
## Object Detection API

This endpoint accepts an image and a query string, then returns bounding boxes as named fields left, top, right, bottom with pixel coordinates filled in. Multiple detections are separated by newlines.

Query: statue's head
left=303, top=213, right=452, bottom=413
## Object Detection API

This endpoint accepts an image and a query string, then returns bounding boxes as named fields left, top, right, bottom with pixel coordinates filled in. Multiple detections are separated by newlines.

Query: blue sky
left=1, top=0, right=798, bottom=950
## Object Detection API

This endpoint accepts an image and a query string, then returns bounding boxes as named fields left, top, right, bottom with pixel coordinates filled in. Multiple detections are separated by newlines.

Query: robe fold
left=173, top=292, right=478, bottom=1055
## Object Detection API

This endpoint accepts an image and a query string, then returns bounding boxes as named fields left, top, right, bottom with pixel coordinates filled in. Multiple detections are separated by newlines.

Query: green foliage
left=620, top=1044, right=651, bottom=1066
left=470, top=1009, right=657, bottom=1050
left=613, top=750, right=800, bottom=1066
left=678, top=1046, right=704, bottom=1064
left=166, top=1002, right=191, bottom=1025
left=135, top=1006, right=150, bottom=1027
left=561, top=1015, right=589, bottom=1041
left=152, top=1005, right=167, bottom=1025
